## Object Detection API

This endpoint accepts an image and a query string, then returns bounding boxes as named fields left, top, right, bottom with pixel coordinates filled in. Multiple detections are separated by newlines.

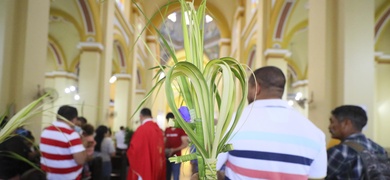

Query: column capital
left=292, top=80, right=309, bottom=88
left=77, top=42, right=104, bottom=52
left=264, top=49, right=291, bottom=59
left=234, top=6, right=245, bottom=19
left=146, top=35, right=157, bottom=43
left=219, top=38, right=231, bottom=46
left=375, top=52, right=390, bottom=64
left=45, top=71, right=78, bottom=80
left=114, top=73, right=132, bottom=80
left=132, top=3, right=141, bottom=15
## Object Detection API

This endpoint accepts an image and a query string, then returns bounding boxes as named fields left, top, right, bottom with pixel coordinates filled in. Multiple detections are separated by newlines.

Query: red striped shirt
left=40, top=121, right=85, bottom=180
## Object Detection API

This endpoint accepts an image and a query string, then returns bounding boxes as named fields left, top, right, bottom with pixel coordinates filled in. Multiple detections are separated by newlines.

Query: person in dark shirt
left=326, top=105, right=387, bottom=179
left=0, top=133, right=33, bottom=179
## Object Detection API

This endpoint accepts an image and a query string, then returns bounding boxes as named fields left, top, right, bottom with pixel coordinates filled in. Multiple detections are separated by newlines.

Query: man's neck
left=341, top=131, right=362, bottom=141
left=141, top=117, right=153, bottom=124
left=57, top=119, right=75, bottom=127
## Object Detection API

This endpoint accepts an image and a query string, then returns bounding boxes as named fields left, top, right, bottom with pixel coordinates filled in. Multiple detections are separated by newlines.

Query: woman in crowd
left=94, top=125, right=115, bottom=180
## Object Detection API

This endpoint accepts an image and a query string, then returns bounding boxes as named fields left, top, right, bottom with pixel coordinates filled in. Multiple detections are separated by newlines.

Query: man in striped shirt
left=217, top=66, right=327, bottom=179
left=40, top=105, right=87, bottom=180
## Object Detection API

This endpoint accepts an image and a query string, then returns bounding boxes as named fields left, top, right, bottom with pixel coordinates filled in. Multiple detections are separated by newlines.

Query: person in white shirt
left=115, top=126, right=128, bottom=153
left=217, top=66, right=327, bottom=180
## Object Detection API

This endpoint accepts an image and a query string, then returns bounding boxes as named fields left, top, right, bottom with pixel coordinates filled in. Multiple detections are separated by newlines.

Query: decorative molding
left=136, top=54, right=145, bottom=67
left=45, top=71, right=78, bottom=80
left=292, top=80, right=308, bottom=88
left=77, top=0, right=95, bottom=35
left=264, top=49, right=291, bottom=59
left=115, top=2, right=134, bottom=36
left=219, top=38, right=231, bottom=46
left=77, top=42, right=104, bottom=52
left=115, top=43, right=126, bottom=68
left=48, top=41, right=64, bottom=69
left=274, top=1, right=294, bottom=41
left=136, top=89, right=146, bottom=94
left=375, top=7, right=390, bottom=38
left=375, top=52, right=390, bottom=63
left=114, top=19, right=130, bottom=45
left=146, top=35, right=157, bottom=43
left=114, top=73, right=132, bottom=80
left=234, top=6, right=245, bottom=20
left=242, top=10, right=257, bottom=40
left=244, top=24, right=257, bottom=48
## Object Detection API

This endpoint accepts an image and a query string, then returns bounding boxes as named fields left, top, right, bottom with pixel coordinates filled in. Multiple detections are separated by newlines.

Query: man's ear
left=342, top=118, right=353, bottom=129
left=256, top=83, right=261, bottom=95
left=71, top=117, right=78, bottom=124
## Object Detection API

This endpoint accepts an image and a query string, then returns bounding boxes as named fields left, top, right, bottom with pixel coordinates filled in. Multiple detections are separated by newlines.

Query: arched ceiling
left=274, top=0, right=308, bottom=80
left=138, top=0, right=238, bottom=28
left=49, top=1, right=83, bottom=72
left=375, top=0, right=390, bottom=54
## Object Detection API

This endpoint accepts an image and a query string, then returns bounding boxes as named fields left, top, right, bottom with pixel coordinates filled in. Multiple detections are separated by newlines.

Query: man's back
left=326, top=133, right=387, bottom=179
left=115, top=130, right=127, bottom=149
left=221, top=99, right=327, bottom=180
left=127, top=121, right=166, bottom=180
left=40, top=121, right=85, bottom=180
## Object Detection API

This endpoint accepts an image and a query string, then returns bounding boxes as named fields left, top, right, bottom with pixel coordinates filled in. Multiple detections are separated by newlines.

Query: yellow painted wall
left=376, top=63, right=390, bottom=147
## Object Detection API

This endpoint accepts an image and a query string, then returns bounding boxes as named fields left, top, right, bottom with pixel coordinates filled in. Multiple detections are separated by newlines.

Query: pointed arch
left=281, top=19, right=308, bottom=48
left=375, top=4, right=390, bottom=43
left=76, top=0, right=102, bottom=42
left=50, top=8, right=85, bottom=41
left=48, top=35, right=67, bottom=71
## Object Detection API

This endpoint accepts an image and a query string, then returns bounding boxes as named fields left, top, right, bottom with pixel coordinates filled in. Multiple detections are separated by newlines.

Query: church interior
left=1, top=0, right=390, bottom=171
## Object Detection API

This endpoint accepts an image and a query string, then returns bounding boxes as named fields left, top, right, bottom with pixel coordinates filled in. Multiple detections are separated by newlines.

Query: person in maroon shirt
left=165, top=112, right=189, bottom=180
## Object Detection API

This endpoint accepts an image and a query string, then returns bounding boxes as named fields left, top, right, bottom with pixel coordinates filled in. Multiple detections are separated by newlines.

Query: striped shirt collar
left=52, top=120, right=72, bottom=129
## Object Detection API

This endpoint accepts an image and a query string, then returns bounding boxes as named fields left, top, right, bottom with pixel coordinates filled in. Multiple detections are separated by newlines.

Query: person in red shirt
left=127, top=108, right=166, bottom=180
left=165, top=112, right=189, bottom=180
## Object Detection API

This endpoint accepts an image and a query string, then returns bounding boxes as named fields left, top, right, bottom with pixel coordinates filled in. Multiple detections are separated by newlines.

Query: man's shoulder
left=367, top=139, right=387, bottom=154
left=327, top=143, right=356, bottom=159
left=328, top=143, right=346, bottom=153
left=43, top=121, right=76, bottom=135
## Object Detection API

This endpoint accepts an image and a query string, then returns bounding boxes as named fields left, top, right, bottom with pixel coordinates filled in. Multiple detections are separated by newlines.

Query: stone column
left=264, top=49, right=290, bottom=100
left=77, top=42, right=103, bottom=126
left=219, top=38, right=231, bottom=58
left=375, top=52, right=390, bottom=147
left=99, top=0, right=116, bottom=126
left=336, top=0, right=376, bottom=139
left=127, top=7, right=140, bottom=130
left=255, top=0, right=271, bottom=67
left=146, top=35, right=166, bottom=130
left=308, top=0, right=336, bottom=141
left=113, top=73, right=131, bottom=132
left=0, top=0, right=50, bottom=139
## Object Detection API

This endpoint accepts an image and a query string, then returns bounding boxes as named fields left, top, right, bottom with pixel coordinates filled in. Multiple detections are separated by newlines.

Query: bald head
left=248, top=66, right=286, bottom=103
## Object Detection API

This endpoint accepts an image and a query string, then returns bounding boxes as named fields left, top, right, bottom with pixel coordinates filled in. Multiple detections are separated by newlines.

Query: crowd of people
left=0, top=66, right=388, bottom=180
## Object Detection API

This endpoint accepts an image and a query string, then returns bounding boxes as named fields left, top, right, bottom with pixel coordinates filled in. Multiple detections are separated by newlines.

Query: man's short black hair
left=331, top=105, right=367, bottom=131
left=140, top=108, right=152, bottom=117
left=120, top=126, right=124, bottom=130
left=77, top=116, right=87, bottom=124
left=166, top=112, right=174, bottom=120
left=57, top=105, right=78, bottom=121
left=249, top=66, right=286, bottom=91
left=82, top=124, right=95, bottom=136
